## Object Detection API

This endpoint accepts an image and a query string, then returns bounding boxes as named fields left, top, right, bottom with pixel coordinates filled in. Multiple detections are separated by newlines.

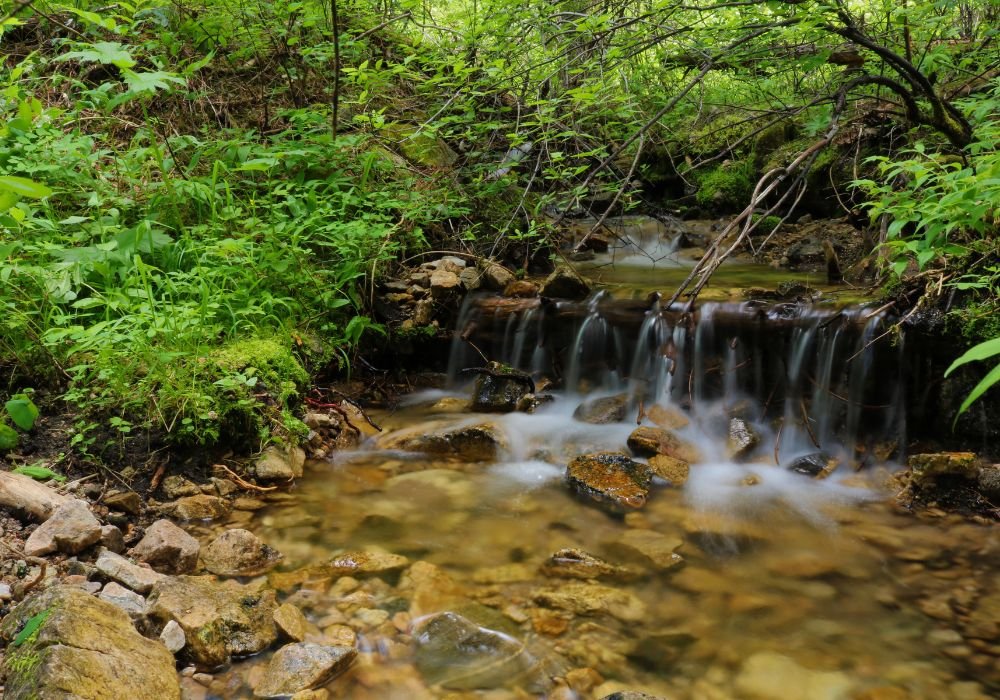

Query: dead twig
left=215, top=463, right=278, bottom=492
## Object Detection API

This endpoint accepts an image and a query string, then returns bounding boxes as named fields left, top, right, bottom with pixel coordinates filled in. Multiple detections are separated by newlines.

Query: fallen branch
left=215, top=463, right=278, bottom=493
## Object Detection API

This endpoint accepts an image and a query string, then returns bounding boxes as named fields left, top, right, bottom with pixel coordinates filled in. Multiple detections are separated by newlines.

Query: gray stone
left=99, top=581, right=147, bottom=619
left=161, top=474, right=202, bottom=499
left=540, top=266, right=590, bottom=300
left=0, top=582, right=11, bottom=600
left=202, top=528, right=282, bottom=577
left=253, top=643, right=356, bottom=698
left=161, top=494, right=231, bottom=521
left=480, top=261, right=515, bottom=291
left=459, top=266, right=481, bottom=291
left=147, top=575, right=278, bottom=667
left=24, top=499, right=102, bottom=557
left=254, top=446, right=306, bottom=482
left=132, top=518, right=201, bottom=574
left=0, top=586, right=179, bottom=699
left=574, top=394, right=628, bottom=424
left=96, top=549, right=167, bottom=594
left=100, top=524, right=126, bottom=553
left=160, top=619, right=186, bottom=653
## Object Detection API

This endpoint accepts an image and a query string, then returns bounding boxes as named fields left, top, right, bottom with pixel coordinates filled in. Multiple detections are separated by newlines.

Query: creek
left=203, top=218, right=999, bottom=699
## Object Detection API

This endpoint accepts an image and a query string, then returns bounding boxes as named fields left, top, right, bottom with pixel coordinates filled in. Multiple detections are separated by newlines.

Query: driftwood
left=0, top=470, right=71, bottom=519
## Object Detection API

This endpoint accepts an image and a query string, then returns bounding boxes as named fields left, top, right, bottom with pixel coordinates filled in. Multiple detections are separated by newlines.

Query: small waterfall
left=447, top=293, right=906, bottom=459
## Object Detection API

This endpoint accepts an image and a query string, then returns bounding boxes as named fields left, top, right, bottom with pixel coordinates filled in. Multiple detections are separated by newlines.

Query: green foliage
left=6, top=394, right=39, bottom=431
left=695, top=162, right=754, bottom=212
left=945, top=337, right=1000, bottom=420
left=12, top=465, right=66, bottom=482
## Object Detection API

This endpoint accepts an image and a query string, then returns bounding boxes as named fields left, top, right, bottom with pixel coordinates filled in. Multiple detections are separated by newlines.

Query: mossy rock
left=694, top=163, right=754, bottom=213
left=382, top=122, right=458, bottom=168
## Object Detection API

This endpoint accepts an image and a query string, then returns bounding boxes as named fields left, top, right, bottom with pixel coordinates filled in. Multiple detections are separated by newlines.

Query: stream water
left=204, top=220, right=998, bottom=699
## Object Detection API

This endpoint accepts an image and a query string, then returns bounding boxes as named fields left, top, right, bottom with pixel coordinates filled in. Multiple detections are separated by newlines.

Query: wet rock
left=161, top=494, right=231, bottom=521
left=541, top=266, right=591, bottom=300
left=645, top=404, right=690, bottom=430
left=99, top=581, right=147, bottom=619
left=253, top=643, right=356, bottom=698
left=567, top=453, right=653, bottom=512
left=784, top=452, right=828, bottom=477
left=480, top=261, right=516, bottom=291
left=963, top=588, right=1000, bottom=641
left=540, top=548, right=639, bottom=582
left=534, top=582, right=646, bottom=622
left=96, top=550, right=167, bottom=593
left=599, top=693, right=667, bottom=700
left=908, top=452, right=979, bottom=481
left=274, top=603, right=309, bottom=641
left=727, top=417, right=761, bottom=460
left=202, top=528, right=282, bottom=576
left=383, top=422, right=507, bottom=461
left=430, top=270, right=461, bottom=299
left=399, top=561, right=467, bottom=617
left=504, top=280, right=540, bottom=298
left=627, top=426, right=699, bottom=462
left=23, top=499, right=102, bottom=557
left=132, top=518, right=201, bottom=574
left=147, top=575, right=278, bottom=666
left=161, top=475, right=202, bottom=499
left=459, top=266, right=481, bottom=291
left=161, top=619, right=186, bottom=653
left=0, top=585, right=179, bottom=700
left=413, top=612, right=544, bottom=690
left=100, top=524, right=125, bottom=553
left=574, top=393, right=628, bottom=424
left=328, top=550, right=409, bottom=578
left=105, top=490, right=143, bottom=515
left=254, top=446, right=306, bottom=481
left=734, top=651, right=853, bottom=700
left=978, top=464, right=1000, bottom=497
left=628, top=632, right=697, bottom=671
left=609, top=529, right=684, bottom=571
left=470, top=362, right=535, bottom=412
left=647, top=455, right=689, bottom=485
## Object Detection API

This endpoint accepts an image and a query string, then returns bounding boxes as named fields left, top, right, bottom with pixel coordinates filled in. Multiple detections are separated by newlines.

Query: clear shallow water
left=213, top=391, right=999, bottom=700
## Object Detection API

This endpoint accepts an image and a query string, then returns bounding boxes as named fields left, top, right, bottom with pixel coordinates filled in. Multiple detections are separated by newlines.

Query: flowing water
left=204, top=221, right=999, bottom=699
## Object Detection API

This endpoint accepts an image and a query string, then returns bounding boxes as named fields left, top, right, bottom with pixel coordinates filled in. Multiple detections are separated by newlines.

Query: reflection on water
left=225, top=391, right=999, bottom=700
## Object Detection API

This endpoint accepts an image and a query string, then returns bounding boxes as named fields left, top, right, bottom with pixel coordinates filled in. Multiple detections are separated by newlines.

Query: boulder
left=480, top=261, right=515, bottom=291
left=540, top=266, right=591, bottom=300
left=382, top=423, right=507, bottom=461
left=644, top=404, right=689, bottom=430
left=566, top=453, right=653, bottom=513
left=727, top=417, right=761, bottom=460
left=574, top=394, right=628, bottom=424
left=430, top=270, right=461, bottom=299
left=0, top=586, right=179, bottom=700
left=161, top=494, right=231, bottom=521
left=254, top=446, right=306, bottom=481
left=907, top=452, right=979, bottom=482
left=469, top=362, right=535, bottom=412
left=132, top=519, right=200, bottom=574
left=96, top=550, right=167, bottom=594
left=413, top=612, right=545, bottom=691
left=23, top=499, right=102, bottom=557
left=202, top=528, right=282, bottom=577
left=146, top=575, right=278, bottom=666
left=253, top=643, right=356, bottom=698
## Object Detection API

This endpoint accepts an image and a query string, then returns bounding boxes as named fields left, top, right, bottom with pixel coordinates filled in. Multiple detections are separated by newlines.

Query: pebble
left=161, top=620, right=187, bottom=653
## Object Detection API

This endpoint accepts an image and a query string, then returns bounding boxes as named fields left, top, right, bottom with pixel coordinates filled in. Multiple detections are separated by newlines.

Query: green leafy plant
left=945, top=337, right=1000, bottom=421
left=12, top=465, right=66, bottom=482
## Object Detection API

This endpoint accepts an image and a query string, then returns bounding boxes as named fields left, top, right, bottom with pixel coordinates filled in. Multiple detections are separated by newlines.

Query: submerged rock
left=469, top=361, right=535, bottom=412
left=413, top=612, right=545, bottom=691
left=146, top=575, right=278, bottom=666
left=253, top=643, right=356, bottom=698
left=23, top=499, right=102, bottom=557
left=131, top=518, right=200, bottom=574
left=0, top=585, right=179, bottom=700
left=541, top=266, right=591, bottom=300
left=254, top=445, right=306, bottom=482
left=533, top=582, right=646, bottom=622
left=566, top=453, right=653, bottom=513
left=382, top=422, right=507, bottom=461
left=540, top=548, right=639, bottom=582
left=574, top=394, right=628, bottom=424
left=202, top=528, right=283, bottom=577
left=647, top=455, right=689, bottom=485
left=627, top=426, right=699, bottom=462
left=608, top=529, right=684, bottom=571
left=734, top=651, right=853, bottom=700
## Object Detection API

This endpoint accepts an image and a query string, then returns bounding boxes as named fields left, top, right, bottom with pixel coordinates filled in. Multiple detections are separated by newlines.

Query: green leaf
left=58, top=42, right=136, bottom=68
left=0, top=175, right=52, bottom=199
left=0, top=423, right=17, bottom=450
left=12, top=610, right=51, bottom=647
left=12, top=465, right=66, bottom=482
left=5, top=396, right=39, bottom=430
left=121, top=70, right=186, bottom=94
left=945, top=338, right=1000, bottom=376
left=955, top=362, right=1000, bottom=419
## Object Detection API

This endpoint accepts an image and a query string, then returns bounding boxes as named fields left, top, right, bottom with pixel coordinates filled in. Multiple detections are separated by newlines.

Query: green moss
left=210, top=337, right=309, bottom=391
left=947, top=299, right=1000, bottom=343
left=695, top=162, right=754, bottom=212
